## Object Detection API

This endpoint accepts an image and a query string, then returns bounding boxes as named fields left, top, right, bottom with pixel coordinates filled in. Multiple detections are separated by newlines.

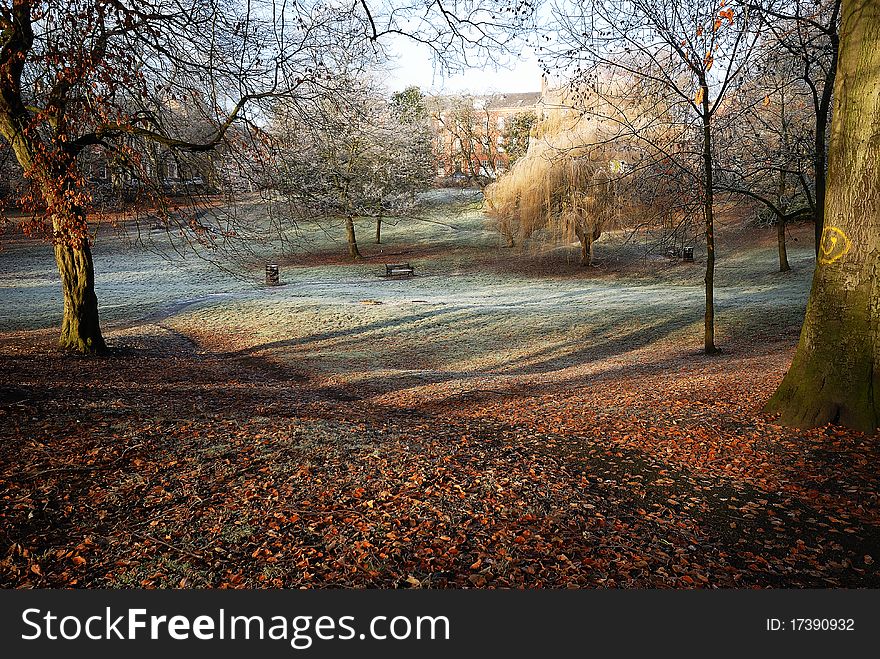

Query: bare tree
left=542, top=0, right=764, bottom=353
left=382, top=86, right=436, bottom=243
left=273, top=76, right=433, bottom=259
left=715, top=47, right=816, bottom=271
left=0, top=0, right=352, bottom=351
left=751, top=0, right=841, bottom=255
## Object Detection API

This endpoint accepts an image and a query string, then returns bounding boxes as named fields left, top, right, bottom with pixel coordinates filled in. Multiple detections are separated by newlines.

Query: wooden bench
left=666, top=247, right=695, bottom=262
left=385, top=262, right=414, bottom=278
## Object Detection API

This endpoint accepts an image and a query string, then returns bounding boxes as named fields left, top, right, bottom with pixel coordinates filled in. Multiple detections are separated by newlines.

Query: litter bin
left=682, top=247, right=694, bottom=262
left=266, top=263, right=280, bottom=285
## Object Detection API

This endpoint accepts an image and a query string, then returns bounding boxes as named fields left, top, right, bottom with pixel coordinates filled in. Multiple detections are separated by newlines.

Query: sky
left=384, top=36, right=544, bottom=95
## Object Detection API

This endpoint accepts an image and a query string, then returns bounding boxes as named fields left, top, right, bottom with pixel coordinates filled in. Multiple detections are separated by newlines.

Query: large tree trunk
left=700, top=84, right=718, bottom=354
left=375, top=216, right=382, bottom=244
left=345, top=216, right=362, bottom=259
left=766, top=0, right=880, bottom=432
left=55, top=236, right=106, bottom=353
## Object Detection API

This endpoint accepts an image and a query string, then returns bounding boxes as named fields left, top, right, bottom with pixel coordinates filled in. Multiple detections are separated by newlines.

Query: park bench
left=665, top=247, right=695, bottom=262
left=385, top=262, right=415, bottom=278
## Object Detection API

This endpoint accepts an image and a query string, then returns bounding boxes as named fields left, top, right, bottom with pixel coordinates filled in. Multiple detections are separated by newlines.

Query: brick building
left=429, top=88, right=544, bottom=182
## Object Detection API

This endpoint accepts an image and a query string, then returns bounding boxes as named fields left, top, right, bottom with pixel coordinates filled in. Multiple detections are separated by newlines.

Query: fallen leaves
left=1, top=326, right=879, bottom=590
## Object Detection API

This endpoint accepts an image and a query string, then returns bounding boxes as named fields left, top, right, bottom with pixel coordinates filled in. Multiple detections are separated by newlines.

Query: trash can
left=682, top=247, right=694, bottom=262
left=266, top=263, right=280, bottom=285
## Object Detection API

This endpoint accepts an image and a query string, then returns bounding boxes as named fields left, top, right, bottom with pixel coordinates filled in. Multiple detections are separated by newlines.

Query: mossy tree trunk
left=812, top=110, right=829, bottom=257
left=766, top=0, right=880, bottom=431
left=47, top=182, right=106, bottom=354
left=54, top=232, right=106, bottom=354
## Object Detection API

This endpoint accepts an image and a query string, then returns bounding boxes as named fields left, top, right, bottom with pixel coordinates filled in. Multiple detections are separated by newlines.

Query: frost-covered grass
left=1, top=189, right=814, bottom=394
left=0, top=226, right=260, bottom=332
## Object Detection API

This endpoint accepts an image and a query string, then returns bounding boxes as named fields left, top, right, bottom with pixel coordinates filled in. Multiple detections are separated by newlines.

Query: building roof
left=428, top=91, right=542, bottom=114
left=485, top=92, right=542, bottom=110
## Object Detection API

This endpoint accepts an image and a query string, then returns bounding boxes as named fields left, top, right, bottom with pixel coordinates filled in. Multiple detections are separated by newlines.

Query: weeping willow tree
left=484, top=116, right=624, bottom=266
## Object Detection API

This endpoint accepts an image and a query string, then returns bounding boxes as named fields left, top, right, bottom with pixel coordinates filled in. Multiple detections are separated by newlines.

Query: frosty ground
left=0, top=190, right=812, bottom=382
left=1, top=191, right=878, bottom=588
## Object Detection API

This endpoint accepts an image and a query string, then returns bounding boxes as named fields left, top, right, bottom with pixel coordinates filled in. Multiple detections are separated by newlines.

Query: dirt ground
left=1, top=195, right=878, bottom=588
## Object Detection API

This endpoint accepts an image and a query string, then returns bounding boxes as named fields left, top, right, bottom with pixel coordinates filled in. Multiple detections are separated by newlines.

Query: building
left=429, top=88, right=544, bottom=182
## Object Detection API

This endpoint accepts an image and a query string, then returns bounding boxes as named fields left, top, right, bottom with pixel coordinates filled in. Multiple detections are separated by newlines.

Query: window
left=496, top=116, right=506, bottom=130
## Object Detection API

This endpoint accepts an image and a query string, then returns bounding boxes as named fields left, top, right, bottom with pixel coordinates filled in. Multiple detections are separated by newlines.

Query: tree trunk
left=40, top=162, right=107, bottom=354
left=766, top=0, right=880, bottom=432
left=575, top=226, right=590, bottom=266
left=812, top=19, right=838, bottom=258
left=576, top=225, right=600, bottom=266
left=777, top=171, right=791, bottom=272
left=580, top=233, right=590, bottom=266
left=700, top=84, right=718, bottom=354
left=813, top=112, right=829, bottom=256
left=345, top=216, right=362, bottom=259
left=55, top=237, right=106, bottom=353
left=777, top=217, right=790, bottom=273
left=375, top=216, right=382, bottom=244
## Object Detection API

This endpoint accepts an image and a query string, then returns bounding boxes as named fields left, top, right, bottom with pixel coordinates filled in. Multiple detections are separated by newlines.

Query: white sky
left=383, top=37, right=544, bottom=95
